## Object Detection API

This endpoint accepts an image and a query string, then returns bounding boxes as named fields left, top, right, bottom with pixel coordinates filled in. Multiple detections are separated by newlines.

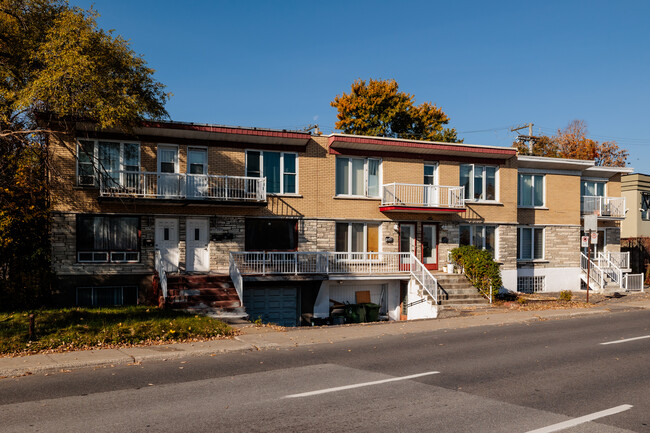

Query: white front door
left=155, top=218, right=179, bottom=272
left=158, top=145, right=179, bottom=197
left=186, top=218, right=210, bottom=272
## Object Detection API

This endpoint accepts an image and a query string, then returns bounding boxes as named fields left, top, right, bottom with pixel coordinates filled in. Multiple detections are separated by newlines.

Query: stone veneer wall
left=605, top=227, right=621, bottom=253
left=498, top=225, right=517, bottom=271
left=516, top=225, right=580, bottom=269
left=210, top=216, right=245, bottom=273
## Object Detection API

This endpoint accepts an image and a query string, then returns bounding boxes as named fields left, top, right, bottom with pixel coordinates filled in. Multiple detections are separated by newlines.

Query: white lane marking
left=600, top=335, right=650, bottom=345
left=284, top=371, right=440, bottom=398
left=526, top=404, right=633, bottom=433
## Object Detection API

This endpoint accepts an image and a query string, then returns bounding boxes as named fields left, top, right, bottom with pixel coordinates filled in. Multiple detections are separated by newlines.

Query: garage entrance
left=243, top=287, right=299, bottom=327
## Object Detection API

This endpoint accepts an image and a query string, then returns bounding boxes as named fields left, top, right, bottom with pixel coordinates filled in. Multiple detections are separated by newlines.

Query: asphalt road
left=1, top=310, right=649, bottom=432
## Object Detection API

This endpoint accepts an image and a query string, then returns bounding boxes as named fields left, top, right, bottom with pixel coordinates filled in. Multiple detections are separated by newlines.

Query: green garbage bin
left=346, top=304, right=366, bottom=323
left=364, top=303, right=380, bottom=322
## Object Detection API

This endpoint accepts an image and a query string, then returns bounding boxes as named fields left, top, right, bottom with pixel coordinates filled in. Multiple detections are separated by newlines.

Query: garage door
left=243, top=287, right=298, bottom=327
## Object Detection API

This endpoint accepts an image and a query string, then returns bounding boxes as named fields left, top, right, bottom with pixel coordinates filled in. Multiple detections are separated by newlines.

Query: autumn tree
left=331, top=78, right=461, bottom=142
left=513, top=120, right=628, bottom=167
left=0, top=0, right=170, bottom=308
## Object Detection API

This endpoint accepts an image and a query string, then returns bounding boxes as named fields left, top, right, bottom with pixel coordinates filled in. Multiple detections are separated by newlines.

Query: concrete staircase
left=164, top=274, right=247, bottom=320
left=434, top=273, right=490, bottom=309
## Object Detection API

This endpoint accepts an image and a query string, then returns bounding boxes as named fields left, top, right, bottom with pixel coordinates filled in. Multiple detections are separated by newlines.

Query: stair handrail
left=154, top=249, right=168, bottom=301
left=229, top=252, right=244, bottom=302
left=597, top=252, right=624, bottom=289
left=408, top=254, right=438, bottom=305
left=580, top=252, right=605, bottom=291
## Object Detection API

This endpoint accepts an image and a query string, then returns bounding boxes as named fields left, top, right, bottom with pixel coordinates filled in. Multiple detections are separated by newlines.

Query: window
left=77, top=215, right=140, bottom=263
left=424, top=163, right=437, bottom=185
left=77, top=139, right=140, bottom=186
left=335, top=157, right=381, bottom=197
left=642, top=192, right=650, bottom=221
left=517, top=276, right=545, bottom=293
left=517, top=227, right=544, bottom=260
left=518, top=174, right=544, bottom=207
left=245, top=219, right=297, bottom=251
left=459, top=225, right=496, bottom=254
left=335, top=222, right=380, bottom=253
left=77, top=286, right=138, bottom=306
left=246, top=151, right=297, bottom=194
left=581, top=180, right=605, bottom=197
left=460, top=164, right=496, bottom=201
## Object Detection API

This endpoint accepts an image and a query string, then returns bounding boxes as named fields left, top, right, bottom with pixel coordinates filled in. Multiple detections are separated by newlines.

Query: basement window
left=76, top=286, right=138, bottom=306
left=517, top=276, right=545, bottom=294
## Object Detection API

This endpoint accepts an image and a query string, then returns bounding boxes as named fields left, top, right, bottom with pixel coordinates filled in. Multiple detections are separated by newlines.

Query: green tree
left=514, top=120, right=628, bottom=167
left=331, top=78, right=461, bottom=142
left=0, top=0, right=170, bottom=308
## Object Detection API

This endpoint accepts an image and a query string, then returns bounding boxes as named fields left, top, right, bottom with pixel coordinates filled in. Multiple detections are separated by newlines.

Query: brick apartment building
left=48, top=121, right=634, bottom=325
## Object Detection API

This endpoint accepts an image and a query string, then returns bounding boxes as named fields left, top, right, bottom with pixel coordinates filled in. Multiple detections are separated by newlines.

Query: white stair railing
left=606, top=251, right=630, bottom=270
left=154, top=250, right=168, bottom=301
left=597, top=252, right=624, bottom=289
left=228, top=253, right=244, bottom=303
left=580, top=252, right=605, bottom=291
left=408, top=254, right=439, bottom=305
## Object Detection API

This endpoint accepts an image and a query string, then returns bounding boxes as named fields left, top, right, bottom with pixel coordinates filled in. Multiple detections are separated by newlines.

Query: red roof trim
left=142, top=121, right=312, bottom=139
left=379, top=206, right=466, bottom=213
left=329, top=136, right=516, bottom=156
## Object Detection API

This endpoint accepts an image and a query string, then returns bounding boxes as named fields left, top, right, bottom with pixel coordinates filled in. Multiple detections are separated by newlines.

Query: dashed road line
left=284, top=371, right=440, bottom=398
left=600, top=335, right=650, bottom=345
left=525, top=404, right=633, bottom=433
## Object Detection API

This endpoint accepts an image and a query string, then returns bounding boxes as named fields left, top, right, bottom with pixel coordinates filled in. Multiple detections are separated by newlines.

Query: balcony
left=581, top=196, right=626, bottom=220
left=380, top=183, right=465, bottom=212
left=99, top=171, right=266, bottom=204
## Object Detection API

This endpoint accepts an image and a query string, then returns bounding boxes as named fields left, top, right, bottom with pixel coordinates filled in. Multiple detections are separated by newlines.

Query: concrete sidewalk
left=1, top=298, right=648, bottom=378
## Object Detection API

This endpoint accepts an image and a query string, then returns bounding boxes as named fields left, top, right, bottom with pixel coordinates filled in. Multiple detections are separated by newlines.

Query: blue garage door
left=243, top=287, right=298, bottom=327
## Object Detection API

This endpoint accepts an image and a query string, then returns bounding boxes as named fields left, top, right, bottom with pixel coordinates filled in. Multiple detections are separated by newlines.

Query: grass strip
left=0, top=306, right=234, bottom=355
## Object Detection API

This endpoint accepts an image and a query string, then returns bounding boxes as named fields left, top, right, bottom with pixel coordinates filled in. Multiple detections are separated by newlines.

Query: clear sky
left=72, top=0, right=650, bottom=168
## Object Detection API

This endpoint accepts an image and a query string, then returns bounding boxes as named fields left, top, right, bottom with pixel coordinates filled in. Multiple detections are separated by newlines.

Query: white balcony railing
left=382, top=183, right=465, bottom=208
left=604, top=251, right=630, bottom=270
left=581, top=196, right=625, bottom=218
left=99, top=171, right=266, bottom=202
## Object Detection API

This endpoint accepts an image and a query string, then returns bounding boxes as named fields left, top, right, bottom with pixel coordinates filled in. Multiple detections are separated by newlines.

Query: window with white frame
left=517, top=276, right=545, bottom=293
left=335, top=157, right=381, bottom=197
left=459, top=225, right=496, bottom=255
left=581, top=180, right=605, bottom=197
left=460, top=164, right=496, bottom=201
left=642, top=192, right=650, bottom=221
left=518, top=174, right=544, bottom=207
left=424, top=163, right=438, bottom=185
left=517, top=227, right=544, bottom=260
left=77, top=215, right=140, bottom=263
left=77, top=139, right=139, bottom=186
left=246, top=150, right=297, bottom=194
left=335, top=222, right=380, bottom=253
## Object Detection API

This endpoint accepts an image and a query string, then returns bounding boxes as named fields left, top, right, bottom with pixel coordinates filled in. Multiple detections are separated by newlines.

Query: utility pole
left=511, top=123, right=535, bottom=152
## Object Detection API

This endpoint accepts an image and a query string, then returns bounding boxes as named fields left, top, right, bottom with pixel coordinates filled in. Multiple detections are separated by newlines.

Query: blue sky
left=72, top=0, right=650, bottom=167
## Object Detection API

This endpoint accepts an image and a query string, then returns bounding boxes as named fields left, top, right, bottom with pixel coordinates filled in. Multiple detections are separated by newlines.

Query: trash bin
left=364, top=303, right=381, bottom=322
left=345, top=304, right=366, bottom=323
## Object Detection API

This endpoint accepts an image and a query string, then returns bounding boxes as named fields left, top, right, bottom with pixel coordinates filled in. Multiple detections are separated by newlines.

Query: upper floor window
left=517, top=227, right=544, bottom=260
left=518, top=174, right=544, bottom=207
left=77, top=215, right=140, bottom=263
left=424, top=163, right=438, bottom=185
left=581, top=180, right=605, bottom=197
left=642, top=192, right=650, bottom=221
left=246, top=151, right=297, bottom=194
left=460, top=164, right=496, bottom=201
left=77, top=139, right=139, bottom=186
left=335, top=157, right=381, bottom=197
left=459, top=225, right=496, bottom=255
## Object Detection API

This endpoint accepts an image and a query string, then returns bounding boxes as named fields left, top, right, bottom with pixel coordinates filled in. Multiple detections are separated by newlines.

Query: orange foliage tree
left=331, top=78, right=461, bottom=142
left=514, top=120, right=628, bottom=167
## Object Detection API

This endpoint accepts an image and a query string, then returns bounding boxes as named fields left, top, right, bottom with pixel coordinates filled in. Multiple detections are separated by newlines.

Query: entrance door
left=422, top=224, right=438, bottom=270
left=155, top=218, right=179, bottom=272
left=158, top=145, right=179, bottom=197
left=187, top=148, right=208, bottom=199
left=186, top=218, right=209, bottom=272
left=424, top=163, right=438, bottom=206
left=399, top=223, right=415, bottom=270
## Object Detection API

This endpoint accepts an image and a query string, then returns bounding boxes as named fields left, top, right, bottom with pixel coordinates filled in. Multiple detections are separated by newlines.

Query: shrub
left=450, top=245, right=502, bottom=298
left=559, top=290, right=573, bottom=301
left=516, top=296, right=528, bottom=305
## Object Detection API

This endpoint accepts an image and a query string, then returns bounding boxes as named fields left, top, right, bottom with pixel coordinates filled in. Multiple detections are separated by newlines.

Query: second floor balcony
left=581, top=196, right=626, bottom=219
left=99, top=171, right=267, bottom=204
left=380, top=183, right=465, bottom=212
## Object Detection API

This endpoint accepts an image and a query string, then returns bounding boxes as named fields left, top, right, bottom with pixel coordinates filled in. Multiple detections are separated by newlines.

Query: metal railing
left=624, top=274, right=644, bottom=292
left=99, top=171, right=267, bottom=202
left=604, top=251, right=630, bottom=270
left=580, top=252, right=605, bottom=291
left=581, top=196, right=626, bottom=218
left=229, top=251, right=438, bottom=305
left=229, top=253, right=244, bottom=302
left=382, top=183, right=465, bottom=208
left=596, top=252, right=624, bottom=289
left=154, top=250, right=168, bottom=301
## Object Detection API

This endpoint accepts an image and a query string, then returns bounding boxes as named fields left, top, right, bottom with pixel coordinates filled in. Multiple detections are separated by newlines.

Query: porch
left=581, top=196, right=626, bottom=220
